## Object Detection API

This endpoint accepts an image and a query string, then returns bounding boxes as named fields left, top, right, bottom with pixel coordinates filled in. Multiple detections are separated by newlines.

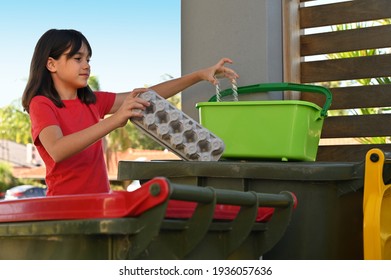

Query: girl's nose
left=83, top=61, right=90, bottom=69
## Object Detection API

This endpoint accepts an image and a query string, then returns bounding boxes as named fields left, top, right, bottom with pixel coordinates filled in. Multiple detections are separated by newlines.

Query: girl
left=22, top=29, right=238, bottom=196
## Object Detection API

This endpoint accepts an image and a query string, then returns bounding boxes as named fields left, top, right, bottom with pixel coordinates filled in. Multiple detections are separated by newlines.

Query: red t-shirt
left=29, top=92, right=116, bottom=196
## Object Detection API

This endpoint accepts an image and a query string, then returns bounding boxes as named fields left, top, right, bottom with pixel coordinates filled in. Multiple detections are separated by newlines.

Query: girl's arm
left=40, top=58, right=237, bottom=162
left=39, top=90, right=150, bottom=162
left=109, top=58, right=239, bottom=113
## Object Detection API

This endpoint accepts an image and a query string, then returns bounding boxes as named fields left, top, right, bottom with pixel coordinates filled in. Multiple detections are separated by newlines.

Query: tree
left=0, top=100, right=31, bottom=144
left=324, top=20, right=391, bottom=144
left=88, top=75, right=100, bottom=91
left=0, top=162, right=19, bottom=192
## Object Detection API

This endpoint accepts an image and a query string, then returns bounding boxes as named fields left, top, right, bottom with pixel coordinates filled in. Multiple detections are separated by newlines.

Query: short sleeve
left=29, top=96, right=60, bottom=144
left=94, top=91, right=116, bottom=118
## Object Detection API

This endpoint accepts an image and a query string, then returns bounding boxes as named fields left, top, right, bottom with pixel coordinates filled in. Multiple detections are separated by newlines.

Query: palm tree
left=324, top=20, right=391, bottom=144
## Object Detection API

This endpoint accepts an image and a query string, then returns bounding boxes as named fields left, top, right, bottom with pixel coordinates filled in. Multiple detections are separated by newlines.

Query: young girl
left=22, top=29, right=238, bottom=196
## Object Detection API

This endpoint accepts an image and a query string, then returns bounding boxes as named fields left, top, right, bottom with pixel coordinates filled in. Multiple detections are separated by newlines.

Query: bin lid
left=0, top=177, right=170, bottom=223
left=166, top=200, right=275, bottom=222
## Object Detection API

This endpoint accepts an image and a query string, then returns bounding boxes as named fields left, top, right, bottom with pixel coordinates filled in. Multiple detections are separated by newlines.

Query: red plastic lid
left=0, top=177, right=170, bottom=223
left=165, top=200, right=275, bottom=222
left=165, top=191, right=298, bottom=222
left=0, top=178, right=297, bottom=223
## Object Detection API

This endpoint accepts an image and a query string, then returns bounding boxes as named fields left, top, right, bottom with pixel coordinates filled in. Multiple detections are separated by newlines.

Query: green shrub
left=0, top=162, right=18, bottom=192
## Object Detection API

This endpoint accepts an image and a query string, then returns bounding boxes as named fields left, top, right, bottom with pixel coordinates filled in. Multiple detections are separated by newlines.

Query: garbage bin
left=0, top=177, right=296, bottom=260
left=118, top=159, right=371, bottom=260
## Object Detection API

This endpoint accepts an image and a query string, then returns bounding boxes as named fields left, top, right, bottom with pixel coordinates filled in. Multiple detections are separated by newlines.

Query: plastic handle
left=208, top=82, right=333, bottom=117
left=216, top=78, right=238, bottom=102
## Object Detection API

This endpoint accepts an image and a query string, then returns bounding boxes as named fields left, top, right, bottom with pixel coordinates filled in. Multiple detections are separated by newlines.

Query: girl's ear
left=46, top=57, right=56, bottom=72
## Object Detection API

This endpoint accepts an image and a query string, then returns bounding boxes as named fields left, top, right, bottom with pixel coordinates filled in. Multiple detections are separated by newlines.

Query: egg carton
left=130, top=90, right=225, bottom=161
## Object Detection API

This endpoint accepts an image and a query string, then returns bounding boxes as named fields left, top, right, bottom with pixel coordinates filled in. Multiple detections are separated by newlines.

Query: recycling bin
left=0, top=177, right=296, bottom=260
left=117, top=159, right=377, bottom=260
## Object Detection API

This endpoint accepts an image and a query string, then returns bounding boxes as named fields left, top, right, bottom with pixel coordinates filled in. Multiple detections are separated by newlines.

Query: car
left=4, top=185, right=47, bottom=200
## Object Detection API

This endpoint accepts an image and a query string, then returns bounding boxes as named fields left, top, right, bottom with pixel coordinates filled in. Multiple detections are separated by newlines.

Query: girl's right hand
left=113, top=88, right=150, bottom=127
left=199, top=58, right=239, bottom=86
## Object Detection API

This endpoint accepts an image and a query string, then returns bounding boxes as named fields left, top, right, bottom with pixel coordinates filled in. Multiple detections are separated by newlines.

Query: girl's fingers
left=121, top=95, right=150, bottom=120
left=214, top=67, right=239, bottom=82
left=134, top=96, right=150, bottom=107
left=218, top=57, right=233, bottom=66
left=130, top=88, right=148, bottom=97
left=126, top=89, right=150, bottom=106
left=224, top=68, right=239, bottom=79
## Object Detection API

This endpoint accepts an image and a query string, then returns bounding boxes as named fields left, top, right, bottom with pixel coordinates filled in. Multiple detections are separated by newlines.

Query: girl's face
left=47, top=43, right=91, bottom=97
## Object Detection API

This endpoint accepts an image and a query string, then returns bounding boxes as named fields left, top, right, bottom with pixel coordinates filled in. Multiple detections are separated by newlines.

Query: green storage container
left=196, top=83, right=332, bottom=161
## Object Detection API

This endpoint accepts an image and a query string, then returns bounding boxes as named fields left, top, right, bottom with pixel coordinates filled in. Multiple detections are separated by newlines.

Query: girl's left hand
left=112, top=88, right=150, bottom=127
left=201, top=57, right=239, bottom=85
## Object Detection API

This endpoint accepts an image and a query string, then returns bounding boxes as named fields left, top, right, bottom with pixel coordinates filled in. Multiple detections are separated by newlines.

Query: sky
left=0, top=0, right=181, bottom=108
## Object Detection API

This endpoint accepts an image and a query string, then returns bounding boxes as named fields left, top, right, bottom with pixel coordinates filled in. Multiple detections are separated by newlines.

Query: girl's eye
left=73, top=56, right=90, bottom=64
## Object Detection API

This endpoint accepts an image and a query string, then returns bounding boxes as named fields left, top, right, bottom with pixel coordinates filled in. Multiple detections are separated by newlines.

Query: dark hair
left=22, top=29, right=96, bottom=112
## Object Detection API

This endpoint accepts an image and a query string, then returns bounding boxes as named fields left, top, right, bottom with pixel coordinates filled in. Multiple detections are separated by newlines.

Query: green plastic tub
left=196, top=83, right=332, bottom=161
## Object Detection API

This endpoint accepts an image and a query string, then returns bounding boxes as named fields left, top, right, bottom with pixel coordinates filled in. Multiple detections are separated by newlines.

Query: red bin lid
left=0, top=177, right=170, bottom=223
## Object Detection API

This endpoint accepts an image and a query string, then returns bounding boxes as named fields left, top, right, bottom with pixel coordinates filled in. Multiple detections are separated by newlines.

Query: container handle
left=215, top=78, right=239, bottom=102
left=209, top=82, right=332, bottom=117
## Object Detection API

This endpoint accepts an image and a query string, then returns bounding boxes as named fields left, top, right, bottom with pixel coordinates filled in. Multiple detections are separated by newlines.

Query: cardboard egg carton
left=130, top=90, right=225, bottom=161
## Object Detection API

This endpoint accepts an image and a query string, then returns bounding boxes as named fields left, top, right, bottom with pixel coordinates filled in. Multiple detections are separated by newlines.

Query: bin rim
left=205, top=82, right=332, bottom=117
left=196, top=99, right=323, bottom=113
